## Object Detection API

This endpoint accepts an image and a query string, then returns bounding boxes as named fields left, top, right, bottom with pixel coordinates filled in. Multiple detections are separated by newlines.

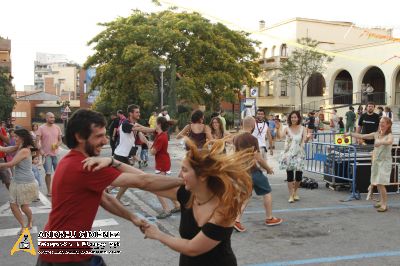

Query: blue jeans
left=140, top=149, right=149, bottom=161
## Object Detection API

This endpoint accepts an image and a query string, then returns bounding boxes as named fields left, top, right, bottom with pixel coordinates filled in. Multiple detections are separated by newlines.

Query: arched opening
left=261, top=48, right=268, bottom=59
left=271, top=46, right=276, bottom=57
left=361, top=66, right=386, bottom=105
left=280, top=44, right=288, bottom=57
left=333, top=70, right=353, bottom=104
left=307, top=73, right=325, bottom=97
left=395, top=68, right=400, bottom=105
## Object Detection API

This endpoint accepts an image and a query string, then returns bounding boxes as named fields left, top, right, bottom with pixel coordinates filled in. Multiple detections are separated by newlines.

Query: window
left=12, top=112, right=27, bottom=118
left=280, top=80, right=288, bottom=96
left=266, top=81, right=274, bottom=96
left=271, top=46, right=276, bottom=57
left=280, top=44, right=288, bottom=57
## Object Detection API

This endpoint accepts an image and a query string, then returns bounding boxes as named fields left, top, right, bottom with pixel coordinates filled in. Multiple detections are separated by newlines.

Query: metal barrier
left=305, top=133, right=400, bottom=201
left=311, top=132, right=337, bottom=143
left=304, top=141, right=360, bottom=201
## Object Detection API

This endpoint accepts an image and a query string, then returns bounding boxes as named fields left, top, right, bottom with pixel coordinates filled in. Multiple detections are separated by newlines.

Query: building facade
left=0, top=37, right=11, bottom=75
left=251, top=18, right=400, bottom=116
left=34, top=52, right=80, bottom=101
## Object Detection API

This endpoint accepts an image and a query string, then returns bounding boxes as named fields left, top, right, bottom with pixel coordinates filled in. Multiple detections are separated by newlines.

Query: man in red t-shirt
left=37, top=109, right=183, bottom=265
left=0, top=121, right=11, bottom=189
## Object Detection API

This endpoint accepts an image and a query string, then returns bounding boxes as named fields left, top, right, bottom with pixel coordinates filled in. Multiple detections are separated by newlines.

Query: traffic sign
left=64, top=106, right=71, bottom=113
left=335, top=134, right=351, bottom=146
left=61, top=112, right=68, bottom=121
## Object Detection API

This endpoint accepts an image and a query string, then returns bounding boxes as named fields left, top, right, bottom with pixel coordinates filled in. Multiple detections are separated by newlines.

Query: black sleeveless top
left=187, top=125, right=207, bottom=149
left=177, top=186, right=237, bottom=266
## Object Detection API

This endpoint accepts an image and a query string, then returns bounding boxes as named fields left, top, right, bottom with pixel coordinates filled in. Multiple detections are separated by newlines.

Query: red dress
left=152, top=132, right=171, bottom=172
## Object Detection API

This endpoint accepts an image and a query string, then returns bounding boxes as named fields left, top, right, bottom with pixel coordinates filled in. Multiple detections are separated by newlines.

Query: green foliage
left=0, top=67, right=15, bottom=122
left=84, top=10, right=260, bottom=115
left=279, top=38, right=334, bottom=114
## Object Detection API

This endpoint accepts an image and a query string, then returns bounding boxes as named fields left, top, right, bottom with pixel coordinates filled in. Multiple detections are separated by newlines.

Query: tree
left=84, top=10, right=260, bottom=114
left=279, top=38, right=333, bottom=114
left=0, top=67, right=15, bottom=122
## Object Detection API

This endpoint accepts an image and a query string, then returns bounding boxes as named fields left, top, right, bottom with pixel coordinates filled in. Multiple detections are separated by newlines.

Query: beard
left=84, top=141, right=100, bottom=157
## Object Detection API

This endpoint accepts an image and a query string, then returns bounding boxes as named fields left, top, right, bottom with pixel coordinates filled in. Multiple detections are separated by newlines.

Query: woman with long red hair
left=143, top=137, right=253, bottom=266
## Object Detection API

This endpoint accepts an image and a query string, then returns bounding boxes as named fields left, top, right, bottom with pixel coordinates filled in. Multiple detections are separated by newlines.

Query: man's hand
left=82, top=157, right=112, bottom=171
left=131, top=216, right=149, bottom=229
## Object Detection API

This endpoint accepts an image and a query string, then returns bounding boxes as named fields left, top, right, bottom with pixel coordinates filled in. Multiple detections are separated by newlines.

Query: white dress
left=279, top=126, right=305, bottom=171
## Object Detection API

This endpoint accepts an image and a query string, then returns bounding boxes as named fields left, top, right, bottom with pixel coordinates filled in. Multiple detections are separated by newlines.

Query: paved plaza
left=0, top=138, right=399, bottom=266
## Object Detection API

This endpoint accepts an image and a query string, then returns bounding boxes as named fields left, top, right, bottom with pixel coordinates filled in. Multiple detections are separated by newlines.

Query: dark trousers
left=36, top=255, right=106, bottom=266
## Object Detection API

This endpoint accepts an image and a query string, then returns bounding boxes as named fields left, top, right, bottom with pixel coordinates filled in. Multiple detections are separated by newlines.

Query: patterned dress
left=370, top=133, right=392, bottom=185
left=279, top=126, right=305, bottom=171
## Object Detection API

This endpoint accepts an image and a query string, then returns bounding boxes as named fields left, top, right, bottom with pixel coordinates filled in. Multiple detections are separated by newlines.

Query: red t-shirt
left=39, top=150, right=120, bottom=263
left=152, top=132, right=170, bottom=172
left=0, top=127, right=7, bottom=158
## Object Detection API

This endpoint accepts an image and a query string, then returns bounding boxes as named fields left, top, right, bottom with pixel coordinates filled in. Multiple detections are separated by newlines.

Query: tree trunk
left=168, top=63, right=177, bottom=117
left=300, top=86, right=304, bottom=115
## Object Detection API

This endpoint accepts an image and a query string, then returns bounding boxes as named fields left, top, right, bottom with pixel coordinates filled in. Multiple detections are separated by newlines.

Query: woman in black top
left=177, top=110, right=213, bottom=149
left=144, top=138, right=253, bottom=266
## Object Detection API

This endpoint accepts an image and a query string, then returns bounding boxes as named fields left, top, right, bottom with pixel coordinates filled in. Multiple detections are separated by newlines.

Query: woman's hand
left=144, top=223, right=162, bottom=240
left=266, top=166, right=274, bottom=175
left=82, top=157, right=112, bottom=171
left=374, top=140, right=382, bottom=148
left=343, top=132, right=351, bottom=137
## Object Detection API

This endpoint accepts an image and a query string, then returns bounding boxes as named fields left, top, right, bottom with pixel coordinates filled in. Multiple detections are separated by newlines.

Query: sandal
left=377, top=207, right=387, bottom=212
left=170, top=207, right=181, bottom=213
left=156, top=211, right=171, bottom=219
left=373, top=203, right=381, bottom=208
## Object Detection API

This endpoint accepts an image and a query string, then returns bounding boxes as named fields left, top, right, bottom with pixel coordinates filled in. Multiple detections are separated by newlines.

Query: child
left=338, top=117, right=345, bottom=134
left=139, top=136, right=149, bottom=168
left=6, top=129, right=16, bottom=163
left=345, top=117, right=393, bottom=212
left=151, top=116, right=180, bottom=219
left=32, top=152, right=42, bottom=201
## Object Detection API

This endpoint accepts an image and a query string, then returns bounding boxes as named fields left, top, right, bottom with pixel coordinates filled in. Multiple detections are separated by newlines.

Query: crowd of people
left=0, top=100, right=397, bottom=265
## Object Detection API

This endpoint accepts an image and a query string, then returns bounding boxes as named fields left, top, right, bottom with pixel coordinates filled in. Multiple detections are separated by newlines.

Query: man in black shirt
left=357, top=102, right=380, bottom=144
left=108, top=114, right=119, bottom=155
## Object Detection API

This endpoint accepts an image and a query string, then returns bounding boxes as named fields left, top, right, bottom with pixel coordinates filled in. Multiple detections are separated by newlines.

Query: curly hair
left=209, top=117, right=225, bottom=139
left=183, top=137, right=253, bottom=226
left=287, top=110, right=302, bottom=126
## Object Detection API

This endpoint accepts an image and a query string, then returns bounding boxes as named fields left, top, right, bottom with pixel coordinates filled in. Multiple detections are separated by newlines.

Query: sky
left=1, top=0, right=399, bottom=90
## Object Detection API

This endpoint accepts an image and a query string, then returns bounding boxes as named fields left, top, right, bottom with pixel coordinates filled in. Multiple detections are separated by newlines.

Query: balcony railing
left=300, top=91, right=387, bottom=113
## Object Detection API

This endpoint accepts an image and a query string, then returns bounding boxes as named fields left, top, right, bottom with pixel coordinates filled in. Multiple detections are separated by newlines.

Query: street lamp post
left=159, top=65, right=166, bottom=110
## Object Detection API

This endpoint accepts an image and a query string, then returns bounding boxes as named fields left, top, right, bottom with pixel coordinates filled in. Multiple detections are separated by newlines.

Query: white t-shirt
left=158, top=113, right=170, bottom=121
left=252, top=121, right=269, bottom=147
left=114, top=121, right=136, bottom=157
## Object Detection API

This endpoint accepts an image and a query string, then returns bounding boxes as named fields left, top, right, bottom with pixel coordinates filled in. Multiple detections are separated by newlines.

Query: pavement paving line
left=38, top=191, right=52, bottom=207
left=244, top=202, right=400, bottom=214
left=0, top=226, right=38, bottom=237
left=247, top=250, right=400, bottom=266
left=0, top=219, right=118, bottom=238
left=123, top=189, right=178, bottom=235
left=92, top=218, right=119, bottom=228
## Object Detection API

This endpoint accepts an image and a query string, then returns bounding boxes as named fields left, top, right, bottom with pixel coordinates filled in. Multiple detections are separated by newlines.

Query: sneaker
left=143, top=161, right=148, bottom=167
left=288, top=195, right=294, bottom=203
left=120, top=200, right=130, bottom=206
left=138, top=161, right=142, bottom=169
left=156, top=211, right=172, bottom=219
left=233, top=221, right=246, bottom=232
left=265, top=217, right=283, bottom=226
